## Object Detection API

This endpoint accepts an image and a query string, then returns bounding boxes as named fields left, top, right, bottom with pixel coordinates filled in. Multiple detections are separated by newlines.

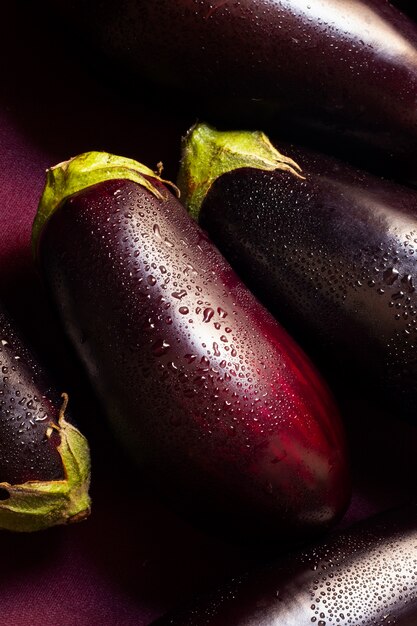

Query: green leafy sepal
left=178, top=123, right=304, bottom=219
left=0, top=394, right=91, bottom=532
left=33, top=151, right=176, bottom=256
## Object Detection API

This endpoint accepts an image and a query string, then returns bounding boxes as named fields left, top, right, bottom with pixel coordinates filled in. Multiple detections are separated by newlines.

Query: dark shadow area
left=340, top=391, right=417, bottom=525
left=1, top=3, right=193, bottom=182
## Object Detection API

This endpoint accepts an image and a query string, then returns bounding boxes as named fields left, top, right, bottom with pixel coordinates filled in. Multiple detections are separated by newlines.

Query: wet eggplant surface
left=37, top=167, right=349, bottom=542
left=190, top=139, right=417, bottom=417
left=0, top=306, right=64, bottom=485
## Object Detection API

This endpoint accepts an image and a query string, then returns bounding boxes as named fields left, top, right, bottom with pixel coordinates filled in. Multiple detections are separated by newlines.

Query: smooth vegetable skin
left=153, top=505, right=417, bottom=625
left=48, top=0, right=417, bottom=181
left=0, top=305, right=90, bottom=531
left=33, top=152, right=350, bottom=542
left=179, top=124, right=417, bottom=419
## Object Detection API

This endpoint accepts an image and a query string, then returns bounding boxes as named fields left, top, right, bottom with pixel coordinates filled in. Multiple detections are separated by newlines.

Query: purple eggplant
left=153, top=504, right=417, bottom=625
left=0, top=305, right=90, bottom=531
left=178, top=123, right=417, bottom=418
left=46, top=0, right=417, bottom=181
left=32, top=151, right=350, bottom=542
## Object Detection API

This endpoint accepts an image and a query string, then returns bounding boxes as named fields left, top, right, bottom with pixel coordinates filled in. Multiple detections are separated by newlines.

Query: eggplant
left=45, top=0, right=417, bottom=181
left=153, top=504, right=417, bottom=625
left=0, top=305, right=90, bottom=531
left=178, top=124, right=417, bottom=418
left=32, top=151, right=350, bottom=542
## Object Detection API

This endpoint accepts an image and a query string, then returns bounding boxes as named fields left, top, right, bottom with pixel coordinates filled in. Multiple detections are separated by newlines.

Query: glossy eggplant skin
left=0, top=304, right=91, bottom=531
left=153, top=505, right=417, bottom=625
left=192, top=140, right=417, bottom=418
left=37, top=158, right=350, bottom=542
left=0, top=305, right=64, bottom=485
left=49, top=0, right=417, bottom=180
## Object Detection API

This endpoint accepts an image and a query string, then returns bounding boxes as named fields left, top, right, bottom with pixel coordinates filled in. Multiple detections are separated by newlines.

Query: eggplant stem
left=33, top=151, right=179, bottom=257
left=178, top=123, right=304, bottom=219
left=59, top=392, right=69, bottom=421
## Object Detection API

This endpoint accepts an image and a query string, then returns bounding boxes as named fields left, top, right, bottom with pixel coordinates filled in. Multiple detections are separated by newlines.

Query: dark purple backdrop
left=1, top=3, right=417, bottom=624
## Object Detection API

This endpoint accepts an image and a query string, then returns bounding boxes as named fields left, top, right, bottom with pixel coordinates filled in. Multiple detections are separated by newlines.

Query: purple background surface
left=1, top=2, right=417, bottom=624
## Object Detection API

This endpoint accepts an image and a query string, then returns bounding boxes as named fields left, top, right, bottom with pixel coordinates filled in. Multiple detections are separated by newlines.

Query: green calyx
left=32, top=151, right=177, bottom=257
left=0, top=394, right=91, bottom=532
left=178, top=123, right=304, bottom=220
